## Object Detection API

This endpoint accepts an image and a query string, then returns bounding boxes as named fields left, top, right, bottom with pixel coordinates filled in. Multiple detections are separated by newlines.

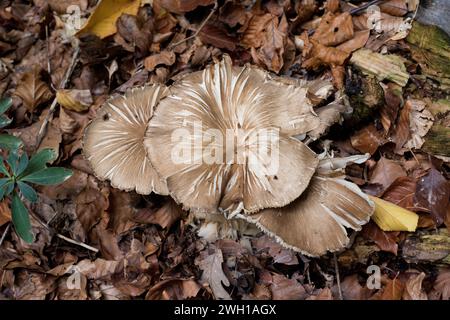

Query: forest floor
left=0, top=0, right=449, bottom=300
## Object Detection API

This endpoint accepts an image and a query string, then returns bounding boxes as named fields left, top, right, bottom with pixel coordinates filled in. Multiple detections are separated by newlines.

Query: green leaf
left=17, top=181, right=37, bottom=203
left=21, top=167, right=72, bottom=185
left=6, top=151, right=18, bottom=176
left=0, top=157, right=10, bottom=177
left=11, top=192, right=33, bottom=243
left=16, top=153, right=29, bottom=176
left=0, top=97, right=12, bottom=114
left=0, top=177, right=9, bottom=188
left=0, top=134, right=22, bottom=150
left=1, top=181, right=14, bottom=198
left=0, top=115, right=12, bottom=129
left=19, top=148, right=57, bottom=178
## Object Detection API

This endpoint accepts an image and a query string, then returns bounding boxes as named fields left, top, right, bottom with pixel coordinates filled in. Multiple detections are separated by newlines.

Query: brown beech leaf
left=146, top=279, right=201, bottom=300
left=252, top=235, right=299, bottom=265
left=219, top=1, right=248, bottom=27
left=14, top=69, right=53, bottom=112
left=198, top=24, right=236, bottom=51
left=373, top=277, right=405, bottom=300
left=116, top=13, right=153, bottom=55
left=158, top=0, right=215, bottom=14
left=380, top=83, right=403, bottom=133
left=379, top=0, right=409, bottom=17
left=241, top=14, right=273, bottom=48
left=337, top=275, right=374, bottom=300
left=144, top=51, right=176, bottom=71
left=391, top=98, right=411, bottom=152
left=370, top=157, right=406, bottom=192
left=414, top=169, right=450, bottom=225
left=259, top=14, right=288, bottom=73
left=337, top=30, right=370, bottom=53
left=195, top=247, right=231, bottom=300
left=0, top=200, right=11, bottom=227
left=312, top=12, right=354, bottom=46
left=350, top=124, right=387, bottom=154
left=362, top=222, right=399, bottom=255
left=403, top=100, right=434, bottom=150
left=56, top=89, right=93, bottom=112
left=134, top=198, right=183, bottom=229
left=431, top=269, right=450, bottom=300
left=265, top=273, right=307, bottom=300
left=403, top=272, right=427, bottom=300
left=382, top=176, right=417, bottom=210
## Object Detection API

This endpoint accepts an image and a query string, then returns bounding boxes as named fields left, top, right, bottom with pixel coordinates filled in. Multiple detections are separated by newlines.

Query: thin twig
left=56, top=234, right=99, bottom=253
left=169, top=1, right=218, bottom=49
left=0, top=223, right=10, bottom=247
left=35, top=45, right=80, bottom=149
left=28, top=209, right=99, bottom=253
left=334, top=253, right=343, bottom=300
left=45, top=25, right=51, bottom=77
left=350, top=0, right=384, bottom=15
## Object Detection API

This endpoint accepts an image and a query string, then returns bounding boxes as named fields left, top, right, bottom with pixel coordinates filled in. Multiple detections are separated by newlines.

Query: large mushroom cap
left=83, top=84, right=169, bottom=195
left=145, top=56, right=320, bottom=214
left=237, top=176, right=374, bottom=257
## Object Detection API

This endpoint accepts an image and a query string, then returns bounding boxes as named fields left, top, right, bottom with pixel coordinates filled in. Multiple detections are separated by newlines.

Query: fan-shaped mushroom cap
left=84, top=85, right=169, bottom=195
left=145, top=56, right=320, bottom=214
left=237, top=176, right=374, bottom=256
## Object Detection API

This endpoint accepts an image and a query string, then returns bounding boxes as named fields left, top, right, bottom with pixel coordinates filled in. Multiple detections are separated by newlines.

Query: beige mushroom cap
left=145, top=55, right=320, bottom=214
left=84, top=85, right=169, bottom=195
left=237, top=176, right=375, bottom=257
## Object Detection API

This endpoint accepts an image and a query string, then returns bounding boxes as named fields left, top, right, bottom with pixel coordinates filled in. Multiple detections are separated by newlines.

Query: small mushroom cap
left=145, top=56, right=319, bottom=214
left=237, top=176, right=374, bottom=256
left=83, top=85, right=169, bottom=195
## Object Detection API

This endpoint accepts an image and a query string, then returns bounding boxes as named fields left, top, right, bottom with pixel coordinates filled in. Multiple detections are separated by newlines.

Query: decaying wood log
left=338, top=229, right=450, bottom=268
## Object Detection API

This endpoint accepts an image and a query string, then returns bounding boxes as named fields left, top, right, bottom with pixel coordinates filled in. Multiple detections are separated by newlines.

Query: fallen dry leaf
left=362, top=222, right=399, bottom=255
left=195, top=247, right=231, bottom=300
left=57, top=89, right=93, bottom=112
left=350, top=124, right=387, bottom=154
left=77, top=0, right=141, bottom=39
left=158, top=0, right=215, bottom=14
left=198, top=24, right=237, bottom=51
left=134, top=198, right=183, bottom=229
left=382, top=176, right=417, bottom=210
left=402, top=272, right=427, bottom=300
left=13, top=68, right=53, bottom=112
left=370, top=157, right=406, bottom=192
left=146, top=278, right=201, bottom=300
left=403, top=100, right=434, bottom=150
left=414, top=169, right=450, bottom=225
left=144, top=51, right=176, bottom=71
left=369, top=195, right=419, bottom=232
left=431, top=269, right=450, bottom=300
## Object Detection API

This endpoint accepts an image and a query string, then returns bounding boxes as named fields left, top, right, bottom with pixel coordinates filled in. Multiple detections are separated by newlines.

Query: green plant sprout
left=0, top=97, right=72, bottom=243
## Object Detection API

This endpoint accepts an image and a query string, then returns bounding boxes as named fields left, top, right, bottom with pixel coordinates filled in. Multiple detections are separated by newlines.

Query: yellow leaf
left=77, top=0, right=141, bottom=39
left=369, top=195, right=419, bottom=232
left=56, top=89, right=93, bottom=112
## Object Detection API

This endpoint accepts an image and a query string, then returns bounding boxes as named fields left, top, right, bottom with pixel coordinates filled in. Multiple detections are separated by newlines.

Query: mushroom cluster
left=84, top=55, right=374, bottom=257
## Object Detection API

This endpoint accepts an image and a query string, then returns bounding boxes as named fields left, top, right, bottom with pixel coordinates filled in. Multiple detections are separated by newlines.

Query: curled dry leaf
left=134, top=198, right=183, bottom=229
left=195, top=248, right=231, bottom=300
left=402, top=272, right=427, bottom=300
left=146, top=279, right=201, bottom=300
left=252, top=236, right=299, bottom=265
left=312, top=12, right=354, bottom=47
left=414, top=169, right=450, bottom=225
left=263, top=272, right=307, bottom=300
left=13, top=68, right=53, bottom=112
left=370, top=157, right=406, bottom=192
left=403, top=100, right=434, bottom=150
left=431, top=269, right=450, bottom=300
left=144, top=51, right=176, bottom=71
left=56, top=89, right=93, bottom=112
left=350, top=124, right=387, bottom=155
left=362, top=222, right=399, bottom=255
